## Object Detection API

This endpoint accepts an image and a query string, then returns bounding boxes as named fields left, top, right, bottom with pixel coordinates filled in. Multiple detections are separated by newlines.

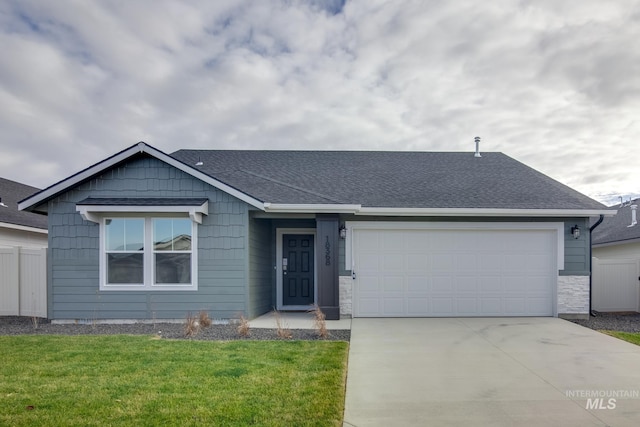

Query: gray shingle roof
left=0, top=177, right=47, bottom=229
left=592, top=199, right=640, bottom=245
left=170, top=150, right=607, bottom=210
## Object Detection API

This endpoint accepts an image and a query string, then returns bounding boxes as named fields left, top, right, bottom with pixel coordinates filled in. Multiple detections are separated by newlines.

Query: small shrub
left=309, top=304, right=328, bottom=339
left=198, top=311, right=212, bottom=328
left=184, top=312, right=200, bottom=337
left=237, top=315, right=251, bottom=338
left=31, top=316, right=39, bottom=330
left=273, top=309, right=292, bottom=339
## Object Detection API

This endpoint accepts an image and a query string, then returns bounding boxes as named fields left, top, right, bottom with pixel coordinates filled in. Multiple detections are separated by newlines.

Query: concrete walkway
left=343, top=318, right=640, bottom=427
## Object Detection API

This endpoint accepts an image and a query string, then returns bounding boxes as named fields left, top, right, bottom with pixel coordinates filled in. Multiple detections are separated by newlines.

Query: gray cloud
left=0, top=0, right=638, bottom=204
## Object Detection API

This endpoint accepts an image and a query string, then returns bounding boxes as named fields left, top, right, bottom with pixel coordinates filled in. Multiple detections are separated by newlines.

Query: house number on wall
left=325, top=236, right=331, bottom=266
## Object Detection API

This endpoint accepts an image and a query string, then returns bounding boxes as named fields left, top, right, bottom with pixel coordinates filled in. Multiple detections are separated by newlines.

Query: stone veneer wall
left=557, top=275, right=589, bottom=317
left=339, top=276, right=352, bottom=316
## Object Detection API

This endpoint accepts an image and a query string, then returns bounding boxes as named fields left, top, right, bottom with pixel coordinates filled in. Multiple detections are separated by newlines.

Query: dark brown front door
left=282, top=234, right=314, bottom=306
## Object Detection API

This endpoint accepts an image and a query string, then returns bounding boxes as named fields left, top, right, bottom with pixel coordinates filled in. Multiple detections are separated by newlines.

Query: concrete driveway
left=343, top=318, right=640, bottom=427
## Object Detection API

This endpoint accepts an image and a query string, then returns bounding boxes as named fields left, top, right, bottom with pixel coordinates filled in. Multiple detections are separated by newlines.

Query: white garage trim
left=345, top=222, right=565, bottom=270
left=346, top=221, right=563, bottom=317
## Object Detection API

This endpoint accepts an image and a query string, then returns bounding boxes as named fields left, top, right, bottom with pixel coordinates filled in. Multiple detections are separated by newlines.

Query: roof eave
left=593, top=236, right=640, bottom=248
left=18, top=142, right=266, bottom=213
left=264, top=204, right=616, bottom=217
left=0, top=221, right=48, bottom=234
left=263, top=203, right=361, bottom=213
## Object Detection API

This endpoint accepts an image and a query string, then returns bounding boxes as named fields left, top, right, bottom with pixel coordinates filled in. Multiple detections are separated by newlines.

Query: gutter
left=589, top=214, right=605, bottom=316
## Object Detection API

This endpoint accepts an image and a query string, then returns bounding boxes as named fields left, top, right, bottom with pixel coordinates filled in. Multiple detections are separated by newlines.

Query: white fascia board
left=19, top=142, right=265, bottom=212
left=0, top=222, right=48, bottom=234
left=76, top=201, right=209, bottom=224
left=355, top=207, right=616, bottom=217
left=263, top=203, right=361, bottom=213
left=261, top=204, right=614, bottom=217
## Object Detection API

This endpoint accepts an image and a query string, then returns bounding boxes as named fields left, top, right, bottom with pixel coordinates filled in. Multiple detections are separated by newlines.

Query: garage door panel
left=353, top=227, right=556, bottom=317
left=504, top=298, right=527, bottom=314
left=382, top=254, right=405, bottom=271
left=480, top=298, right=502, bottom=314
left=456, top=277, right=478, bottom=292
left=479, top=277, right=502, bottom=292
left=407, top=254, right=428, bottom=271
left=359, top=275, right=380, bottom=293
left=456, top=298, right=478, bottom=314
left=408, top=298, right=429, bottom=315
left=382, top=277, right=403, bottom=292
left=382, top=298, right=404, bottom=315
left=359, top=254, right=381, bottom=271
left=432, top=276, right=454, bottom=292
left=432, top=253, right=455, bottom=271
left=456, top=254, right=478, bottom=271
left=407, top=276, right=429, bottom=292
left=431, top=297, right=454, bottom=315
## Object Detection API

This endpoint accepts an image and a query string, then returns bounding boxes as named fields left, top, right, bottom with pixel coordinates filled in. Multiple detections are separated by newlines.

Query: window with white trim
left=101, top=216, right=197, bottom=291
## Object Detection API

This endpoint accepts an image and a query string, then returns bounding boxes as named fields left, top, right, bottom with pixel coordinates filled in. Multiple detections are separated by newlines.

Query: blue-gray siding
left=47, top=156, right=250, bottom=320
left=248, top=218, right=273, bottom=317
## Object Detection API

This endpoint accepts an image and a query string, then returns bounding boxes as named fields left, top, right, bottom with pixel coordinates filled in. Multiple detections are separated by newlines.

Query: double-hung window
left=101, top=216, right=197, bottom=291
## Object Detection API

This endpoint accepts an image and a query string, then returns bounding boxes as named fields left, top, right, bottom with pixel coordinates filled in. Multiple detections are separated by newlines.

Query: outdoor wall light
left=339, top=224, right=347, bottom=239
left=571, top=225, right=580, bottom=239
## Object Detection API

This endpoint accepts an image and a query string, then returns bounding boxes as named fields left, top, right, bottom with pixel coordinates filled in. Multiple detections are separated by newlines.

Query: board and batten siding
left=561, top=217, right=590, bottom=276
left=248, top=218, right=273, bottom=318
left=47, top=156, right=250, bottom=320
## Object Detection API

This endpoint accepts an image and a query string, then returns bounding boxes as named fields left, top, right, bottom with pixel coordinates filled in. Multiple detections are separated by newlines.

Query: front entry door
left=282, top=234, right=315, bottom=306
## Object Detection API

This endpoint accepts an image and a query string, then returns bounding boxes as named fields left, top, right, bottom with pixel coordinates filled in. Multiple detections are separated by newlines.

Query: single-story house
left=591, top=199, right=640, bottom=312
left=0, top=177, right=47, bottom=248
left=19, top=142, right=613, bottom=322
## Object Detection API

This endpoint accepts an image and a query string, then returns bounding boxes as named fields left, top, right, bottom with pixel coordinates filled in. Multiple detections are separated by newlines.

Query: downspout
left=589, top=215, right=605, bottom=316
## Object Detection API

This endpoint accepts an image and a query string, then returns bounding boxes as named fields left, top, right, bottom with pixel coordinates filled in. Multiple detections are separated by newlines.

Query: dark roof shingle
left=170, top=150, right=607, bottom=210
left=0, top=177, right=47, bottom=230
left=592, top=199, right=640, bottom=245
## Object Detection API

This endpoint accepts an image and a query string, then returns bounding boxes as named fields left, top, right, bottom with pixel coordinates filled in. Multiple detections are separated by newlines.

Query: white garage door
left=353, top=226, right=557, bottom=317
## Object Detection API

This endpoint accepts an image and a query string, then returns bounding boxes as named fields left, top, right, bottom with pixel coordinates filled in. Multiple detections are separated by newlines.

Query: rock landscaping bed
left=569, top=311, right=640, bottom=333
left=0, top=316, right=351, bottom=341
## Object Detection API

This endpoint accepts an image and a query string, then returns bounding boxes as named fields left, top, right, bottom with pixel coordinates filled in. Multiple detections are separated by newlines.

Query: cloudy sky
left=1, top=0, right=638, bottom=205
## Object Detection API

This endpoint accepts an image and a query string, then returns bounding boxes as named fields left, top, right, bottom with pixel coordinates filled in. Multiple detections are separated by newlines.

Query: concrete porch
left=249, top=311, right=352, bottom=330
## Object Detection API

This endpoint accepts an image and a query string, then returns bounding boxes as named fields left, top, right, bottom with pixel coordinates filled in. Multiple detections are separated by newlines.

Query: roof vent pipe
left=628, top=205, right=637, bottom=227
left=474, top=136, right=482, bottom=158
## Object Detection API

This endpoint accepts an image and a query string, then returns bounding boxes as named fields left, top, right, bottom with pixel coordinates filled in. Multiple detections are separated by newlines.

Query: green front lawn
left=602, top=331, right=640, bottom=346
left=0, top=335, right=349, bottom=426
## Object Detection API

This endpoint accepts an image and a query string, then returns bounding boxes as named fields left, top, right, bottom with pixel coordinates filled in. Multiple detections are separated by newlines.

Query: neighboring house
left=19, top=142, right=613, bottom=322
left=591, top=200, right=640, bottom=312
left=0, top=177, right=48, bottom=318
left=0, top=177, right=47, bottom=248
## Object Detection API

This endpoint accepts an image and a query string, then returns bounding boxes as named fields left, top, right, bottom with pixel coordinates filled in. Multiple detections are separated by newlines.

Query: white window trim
left=100, top=215, right=198, bottom=291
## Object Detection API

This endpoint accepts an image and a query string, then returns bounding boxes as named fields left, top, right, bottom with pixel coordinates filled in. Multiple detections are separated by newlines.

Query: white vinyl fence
left=0, top=247, right=47, bottom=318
left=592, top=257, right=640, bottom=313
